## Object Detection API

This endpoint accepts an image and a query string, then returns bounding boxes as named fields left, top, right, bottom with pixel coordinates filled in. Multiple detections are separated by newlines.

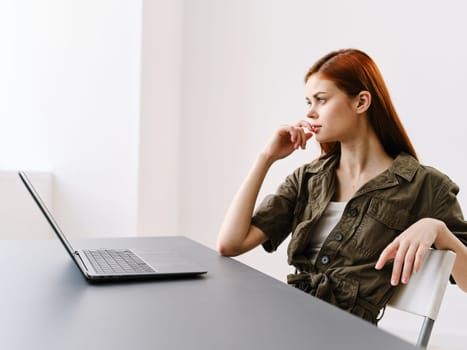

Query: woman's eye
left=318, top=97, right=326, bottom=104
left=306, top=101, right=312, bottom=108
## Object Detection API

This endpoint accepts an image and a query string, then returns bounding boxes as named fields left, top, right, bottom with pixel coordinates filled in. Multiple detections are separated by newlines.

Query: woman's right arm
left=216, top=152, right=273, bottom=256
left=216, top=122, right=313, bottom=257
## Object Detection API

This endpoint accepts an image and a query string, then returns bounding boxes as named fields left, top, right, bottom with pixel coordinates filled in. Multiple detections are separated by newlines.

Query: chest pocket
left=350, top=197, right=411, bottom=260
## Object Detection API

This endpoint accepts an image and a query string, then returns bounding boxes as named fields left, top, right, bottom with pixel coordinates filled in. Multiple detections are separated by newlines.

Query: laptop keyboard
left=83, top=249, right=156, bottom=274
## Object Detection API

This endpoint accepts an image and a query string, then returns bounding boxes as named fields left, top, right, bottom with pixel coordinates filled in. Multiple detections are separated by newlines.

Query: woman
left=217, top=49, right=467, bottom=324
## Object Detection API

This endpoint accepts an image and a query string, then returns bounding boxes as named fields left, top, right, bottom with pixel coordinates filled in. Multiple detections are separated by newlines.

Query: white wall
left=138, top=0, right=182, bottom=236
left=0, top=0, right=142, bottom=237
left=0, top=172, right=54, bottom=239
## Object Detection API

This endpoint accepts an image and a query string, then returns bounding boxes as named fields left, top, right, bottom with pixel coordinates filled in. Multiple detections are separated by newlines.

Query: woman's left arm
left=376, top=218, right=467, bottom=292
left=433, top=220, right=467, bottom=291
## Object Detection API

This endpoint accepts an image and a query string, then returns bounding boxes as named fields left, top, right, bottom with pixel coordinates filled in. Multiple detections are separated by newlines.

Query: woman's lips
left=311, top=125, right=321, bottom=133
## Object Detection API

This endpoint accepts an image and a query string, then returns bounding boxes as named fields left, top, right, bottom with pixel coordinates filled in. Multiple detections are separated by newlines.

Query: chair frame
left=387, top=249, right=456, bottom=348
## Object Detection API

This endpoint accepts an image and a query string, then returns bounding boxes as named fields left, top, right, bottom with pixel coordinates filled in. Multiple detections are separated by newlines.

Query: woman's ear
left=354, top=91, right=371, bottom=114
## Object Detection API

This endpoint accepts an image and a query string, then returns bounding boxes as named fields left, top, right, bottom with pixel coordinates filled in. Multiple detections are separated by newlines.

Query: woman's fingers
left=413, top=246, right=428, bottom=273
left=377, top=240, right=431, bottom=286
left=375, top=240, right=397, bottom=270
left=294, top=120, right=313, bottom=131
left=266, top=122, right=314, bottom=161
left=376, top=219, right=441, bottom=287
left=376, top=237, right=413, bottom=285
left=290, top=126, right=302, bottom=149
left=390, top=241, right=409, bottom=286
left=290, top=121, right=313, bottom=149
left=400, top=244, right=417, bottom=284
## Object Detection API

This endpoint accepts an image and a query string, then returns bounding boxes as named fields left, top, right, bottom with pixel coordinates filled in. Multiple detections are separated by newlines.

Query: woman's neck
left=333, top=132, right=393, bottom=202
left=338, top=131, right=393, bottom=178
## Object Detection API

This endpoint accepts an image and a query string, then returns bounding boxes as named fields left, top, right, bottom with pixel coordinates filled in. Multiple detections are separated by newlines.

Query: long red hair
left=305, top=49, right=417, bottom=160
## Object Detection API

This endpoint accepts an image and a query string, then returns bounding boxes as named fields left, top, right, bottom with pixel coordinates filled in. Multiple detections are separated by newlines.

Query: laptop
left=18, top=171, right=207, bottom=281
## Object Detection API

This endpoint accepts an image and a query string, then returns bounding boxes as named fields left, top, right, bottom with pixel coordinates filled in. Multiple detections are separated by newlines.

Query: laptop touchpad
left=137, top=252, right=204, bottom=273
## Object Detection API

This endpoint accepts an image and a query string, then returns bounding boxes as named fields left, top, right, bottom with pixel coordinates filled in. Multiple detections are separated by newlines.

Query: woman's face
left=305, top=73, right=363, bottom=144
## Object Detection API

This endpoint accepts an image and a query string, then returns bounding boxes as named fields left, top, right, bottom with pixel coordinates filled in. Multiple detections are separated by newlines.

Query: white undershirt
left=308, top=201, right=347, bottom=264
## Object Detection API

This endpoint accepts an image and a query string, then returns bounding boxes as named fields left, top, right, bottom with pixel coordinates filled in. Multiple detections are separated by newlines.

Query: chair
left=387, top=249, right=456, bottom=348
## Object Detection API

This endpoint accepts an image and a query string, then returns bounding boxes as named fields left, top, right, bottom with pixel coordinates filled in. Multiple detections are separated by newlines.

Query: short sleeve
left=431, top=178, right=467, bottom=284
left=431, top=179, right=467, bottom=247
left=251, top=168, right=301, bottom=253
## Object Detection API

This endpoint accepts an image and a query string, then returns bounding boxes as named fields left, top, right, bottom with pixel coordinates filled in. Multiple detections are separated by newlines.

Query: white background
left=1, top=0, right=466, bottom=346
left=0, top=0, right=141, bottom=237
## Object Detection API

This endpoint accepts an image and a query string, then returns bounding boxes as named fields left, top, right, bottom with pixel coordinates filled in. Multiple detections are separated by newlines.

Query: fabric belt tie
left=287, top=272, right=380, bottom=323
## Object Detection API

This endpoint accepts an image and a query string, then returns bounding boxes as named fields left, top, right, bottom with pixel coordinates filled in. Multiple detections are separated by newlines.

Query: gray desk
left=0, top=236, right=416, bottom=350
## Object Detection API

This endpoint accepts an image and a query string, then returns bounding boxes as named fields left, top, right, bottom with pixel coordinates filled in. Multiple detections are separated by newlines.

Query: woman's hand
left=262, top=121, right=314, bottom=163
left=375, top=218, right=443, bottom=286
left=217, top=121, right=314, bottom=257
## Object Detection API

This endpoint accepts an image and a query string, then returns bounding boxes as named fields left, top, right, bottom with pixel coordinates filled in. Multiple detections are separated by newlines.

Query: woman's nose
left=307, top=108, right=318, bottom=119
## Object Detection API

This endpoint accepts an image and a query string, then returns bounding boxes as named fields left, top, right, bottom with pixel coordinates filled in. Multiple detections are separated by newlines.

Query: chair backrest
left=387, top=249, right=456, bottom=347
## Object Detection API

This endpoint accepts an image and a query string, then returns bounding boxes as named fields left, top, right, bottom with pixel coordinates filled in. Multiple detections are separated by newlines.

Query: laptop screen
left=18, top=171, right=76, bottom=256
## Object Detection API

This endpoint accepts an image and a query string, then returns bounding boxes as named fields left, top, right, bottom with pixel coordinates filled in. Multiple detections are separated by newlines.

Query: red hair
left=305, top=49, right=417, bottom=160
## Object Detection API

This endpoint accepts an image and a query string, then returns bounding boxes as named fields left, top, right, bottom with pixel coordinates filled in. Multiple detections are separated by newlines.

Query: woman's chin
left=314, top=135, right=326, bottom=143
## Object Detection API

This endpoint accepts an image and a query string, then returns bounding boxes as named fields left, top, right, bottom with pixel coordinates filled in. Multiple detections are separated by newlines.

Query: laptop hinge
left=74, top=251, right=90, bottom=272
